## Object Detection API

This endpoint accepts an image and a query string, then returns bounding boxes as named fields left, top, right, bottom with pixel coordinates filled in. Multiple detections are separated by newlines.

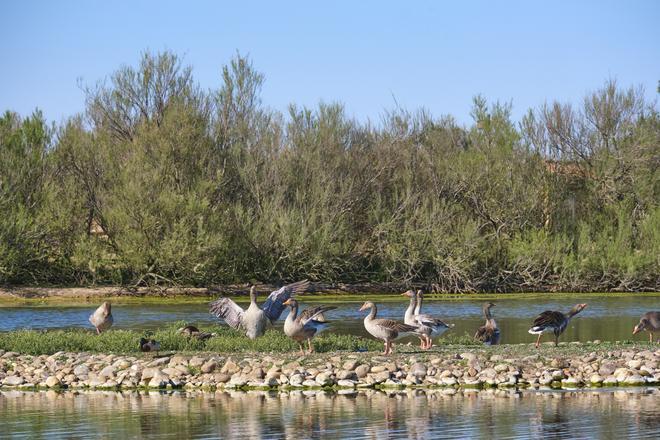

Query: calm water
left=1, top=296, right=657, bottom=344
left=0, top=388, right=658, bottom=439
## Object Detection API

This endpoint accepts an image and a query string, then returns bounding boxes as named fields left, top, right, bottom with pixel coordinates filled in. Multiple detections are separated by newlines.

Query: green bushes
left=0, top=52, right=657, bottom=291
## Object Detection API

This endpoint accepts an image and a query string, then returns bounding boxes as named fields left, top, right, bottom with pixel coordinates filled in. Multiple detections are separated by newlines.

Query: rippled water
left=1, top=296, right=657, bottom=344
left=1, top=388, right=658, bottom=439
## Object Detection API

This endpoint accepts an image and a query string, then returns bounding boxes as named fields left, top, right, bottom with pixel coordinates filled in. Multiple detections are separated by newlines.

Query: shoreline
left=2, top=344, right=658, bottom=393
left=1, top=285, right=659, bottom=304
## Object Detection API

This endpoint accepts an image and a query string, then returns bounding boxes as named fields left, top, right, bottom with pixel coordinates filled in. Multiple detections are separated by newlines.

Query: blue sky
left=1, top=0, right=658, bottom=126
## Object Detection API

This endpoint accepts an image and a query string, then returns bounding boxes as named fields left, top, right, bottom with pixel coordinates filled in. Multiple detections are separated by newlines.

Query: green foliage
left=0, top=51, right=658, bottom=291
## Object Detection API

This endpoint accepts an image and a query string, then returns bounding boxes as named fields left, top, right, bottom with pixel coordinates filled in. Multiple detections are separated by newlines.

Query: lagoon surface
left=1, top=295, right=657, bottom=344
left=1, top=388, right=658, bottom=439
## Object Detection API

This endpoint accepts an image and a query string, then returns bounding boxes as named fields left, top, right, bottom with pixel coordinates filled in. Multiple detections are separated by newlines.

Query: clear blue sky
left=1, top=0, right=658, bottom=126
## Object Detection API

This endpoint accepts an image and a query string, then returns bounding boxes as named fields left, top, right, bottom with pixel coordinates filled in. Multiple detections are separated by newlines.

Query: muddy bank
left=1, top=344, right=658, bottom=392
left=0, top=282, right=428, bottom=300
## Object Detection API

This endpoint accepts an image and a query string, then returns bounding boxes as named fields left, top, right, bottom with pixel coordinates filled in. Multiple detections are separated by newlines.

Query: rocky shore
left=1, top=344, right=658, bottom=392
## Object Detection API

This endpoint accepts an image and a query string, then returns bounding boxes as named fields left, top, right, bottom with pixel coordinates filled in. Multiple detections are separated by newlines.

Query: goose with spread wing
left=283, top=299, right=336, bottom=355
left=209, top=280, right=310, bottom=339
left=528, top=303, right=587, bottom=348
left=360, top=301, right=417, bottom=355
left=474, top=302, right=500, bottom=345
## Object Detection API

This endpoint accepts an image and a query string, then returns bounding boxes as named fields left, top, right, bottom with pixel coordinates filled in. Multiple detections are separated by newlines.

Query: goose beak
left=283, top=299, right=292, bottom=306
left=632, top=324, right=642, bottom=335
left=359, top=303, right=368, bottom=311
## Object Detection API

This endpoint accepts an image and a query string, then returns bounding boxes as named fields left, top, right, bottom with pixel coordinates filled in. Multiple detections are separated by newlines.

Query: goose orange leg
left=535, top=334, right=542, bottom=348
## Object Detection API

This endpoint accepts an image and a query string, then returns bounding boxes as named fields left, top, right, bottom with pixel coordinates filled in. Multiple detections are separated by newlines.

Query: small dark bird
left=632, top=312, right=660, bottom=343
left=177, top=325, right=215, bottom=341
left=474, top=302, right=500, bottom=345
left=528, top=303, right=587, bottom=348
left=140, top=338, right=161, bottom=354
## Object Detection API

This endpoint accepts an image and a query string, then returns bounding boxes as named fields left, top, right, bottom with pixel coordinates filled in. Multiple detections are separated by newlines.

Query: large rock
left=201, top=360, right=218, bottom=374
left=73, top=364, right=89, bottom=377
left=141, top=367, right=161, bottom=381
left=411, top=363, right=427, bottom=378
left=2, top=376, right=25, bottom=386
left=355, top=364, right=370, bottom=378
left=45, top=376, right=61, bottom=388
left=343, top=360, right=360, bottom=371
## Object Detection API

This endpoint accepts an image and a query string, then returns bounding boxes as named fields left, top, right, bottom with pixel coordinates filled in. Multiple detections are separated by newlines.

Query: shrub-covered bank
left=1, top=51, right=658, bottom=292
left=0, top=343, right=658, bottom=391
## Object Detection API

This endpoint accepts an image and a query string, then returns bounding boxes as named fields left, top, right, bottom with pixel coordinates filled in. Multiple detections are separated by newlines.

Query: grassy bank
left=0, top=323, right=483, bottom=356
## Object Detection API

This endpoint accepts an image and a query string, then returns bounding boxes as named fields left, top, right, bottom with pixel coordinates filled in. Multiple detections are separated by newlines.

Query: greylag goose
left=413, top=290, right=452, bottom=348
left=474, top=302, right=500, bottom=345
left=89, top=302, right=113, bottom=334
left=402, top=290, right=429, bottom=349
left=360, top=301, right=417, bottom=355
left=177, top=325, right=215, bottom=341
left=528, top=303, right=587, bottom=347
left=139, top=338, right=161, bottom=354
left=209, top=280, right=309, bottom=339
left=402, top=290, right=451, bottom=349
left=633, top=312, right=660, bottom=342
left=283, top=299, right=337, bottom=355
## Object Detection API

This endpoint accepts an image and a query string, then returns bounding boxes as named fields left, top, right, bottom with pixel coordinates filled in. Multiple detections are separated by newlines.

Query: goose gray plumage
left=360, top=301, right=417, bottom=355
left=177, top=325, right=215, bottom=341
left=209, top=280, right=309, bottom=339
left=474, top=302, right=500, bottom=345
left=283, top=299, right=336, bottom=355
left=402, top=290, right=451, bottom=349
left=528, top=303, right=587, bottom=347
left=89, top=302, right=113, bottom=334
left=633, top=311, right=660, bottom=343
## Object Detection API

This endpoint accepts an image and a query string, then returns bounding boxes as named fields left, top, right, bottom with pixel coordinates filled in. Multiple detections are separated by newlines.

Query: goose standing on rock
left=402, top=290, right=452, bottom=349
left=360, top=301, right=417, bottom=355
left=177, top=325, right=216, bottom=341
left=474, top=302, right=500, bottom=345
left=632, top=312, right=660, bottom=343
left=209, top=280, right=310, bottom=339
left=283, top=299, right=337, bottom=355
left=528, top=303, right=587, bottom=348
left=89, top=302, right=113, bottom=334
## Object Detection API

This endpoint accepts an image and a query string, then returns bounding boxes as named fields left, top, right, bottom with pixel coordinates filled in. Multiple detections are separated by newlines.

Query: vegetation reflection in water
left=1, top=388, right=658, bottom=439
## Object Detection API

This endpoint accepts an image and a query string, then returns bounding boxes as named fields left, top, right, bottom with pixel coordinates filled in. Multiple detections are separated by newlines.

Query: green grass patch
left=0, top=322, right=384, bottom=355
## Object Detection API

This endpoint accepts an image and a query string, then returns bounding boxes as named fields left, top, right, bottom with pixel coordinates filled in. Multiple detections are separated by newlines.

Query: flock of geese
left=87, top=280, right=660, bottom=355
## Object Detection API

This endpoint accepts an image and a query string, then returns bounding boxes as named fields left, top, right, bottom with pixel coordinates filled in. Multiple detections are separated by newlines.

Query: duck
left=474, top=302, right=500, bottom=345
left=402, top=290, right=452, bottom=349
left=89, top=302, right=113, bottom=334
left=282, top=299, right=337, bottom=355
left=632, top=312, right=660, bottom=343
left=528, top=303, right=587, bottom=347
left=360, top=301, right=417, bottom=355
left=139, top=338, right=161, bottom=354
left=209, top=280, right=309, bottom=339
left=177, top=324, right=215, bottom=341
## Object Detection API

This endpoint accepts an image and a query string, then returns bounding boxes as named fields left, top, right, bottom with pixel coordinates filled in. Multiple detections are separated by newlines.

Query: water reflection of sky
left=0, top=388, right=658, bottom=439
left=0, top=296, right=657, bottom=344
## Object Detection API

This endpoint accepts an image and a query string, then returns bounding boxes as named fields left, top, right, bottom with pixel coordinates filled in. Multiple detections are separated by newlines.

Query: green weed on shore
left=0, top=322, right=483, bottom=356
